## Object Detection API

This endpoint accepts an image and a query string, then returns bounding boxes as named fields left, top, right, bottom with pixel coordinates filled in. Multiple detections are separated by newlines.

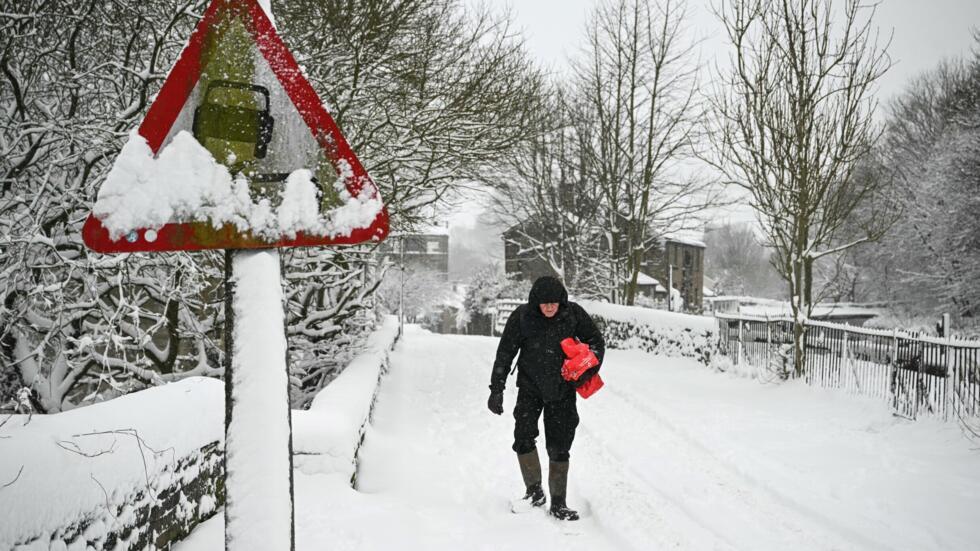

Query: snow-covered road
left=179, top=326, right=980, bottom=550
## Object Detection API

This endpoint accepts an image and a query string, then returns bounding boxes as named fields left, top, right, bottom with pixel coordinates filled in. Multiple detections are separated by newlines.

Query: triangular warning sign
left=83, top=0, right=389, bottom=253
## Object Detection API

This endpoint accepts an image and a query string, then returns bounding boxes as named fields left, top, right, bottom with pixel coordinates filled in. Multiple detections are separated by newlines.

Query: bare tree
left=710, top=0, right=891, bottom=375
left=576, top=0, right=720, bottom=304
left=487, top=87, right=610, bottom=297
left=277, top=0, right=546, bottom=230
left=492, top=0, right=721, bottom=304
left=861, top=55, right=980, bottom=321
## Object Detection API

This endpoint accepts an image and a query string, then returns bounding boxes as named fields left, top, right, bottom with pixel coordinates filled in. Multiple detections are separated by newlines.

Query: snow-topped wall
left=0, top=377, right=224, bottom=550
left=580, top=300, right=717, bottom=365
left=292, top=315, right=401, bottom=484
left=0, top=317, right=403, bottom=550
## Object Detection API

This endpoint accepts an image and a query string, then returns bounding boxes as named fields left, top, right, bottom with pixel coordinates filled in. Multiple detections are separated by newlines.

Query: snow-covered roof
left=635, top=272, right=668, bottom=293
left=661, top=231, right=706, bottom=248
left=703, top=286, right=716, bottom=297
left=709, top=296, right=883, bottom=319
left=636, top=272, right=660, bottom=286
left=417, top=223, right=450, bottom=236
left=665, top=235, right=706, bottom=248
left=390, top=227, right=450, bottom=238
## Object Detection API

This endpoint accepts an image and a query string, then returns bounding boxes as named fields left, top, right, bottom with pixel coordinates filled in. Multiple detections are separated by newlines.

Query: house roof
left=636, top=272, right=667, bottom=293
left=664, top=235, right=706, bottom=248
left=390, top=226, right=450, bottom=238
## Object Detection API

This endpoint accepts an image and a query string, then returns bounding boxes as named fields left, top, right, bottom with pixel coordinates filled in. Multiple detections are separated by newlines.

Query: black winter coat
left=490, top=301, right=605, bottom=402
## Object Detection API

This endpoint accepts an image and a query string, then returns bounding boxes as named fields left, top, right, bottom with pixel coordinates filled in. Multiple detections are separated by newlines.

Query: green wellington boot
left=511, top=449, right=547, bottom=512
left=548, top=460, right=579, bottom=521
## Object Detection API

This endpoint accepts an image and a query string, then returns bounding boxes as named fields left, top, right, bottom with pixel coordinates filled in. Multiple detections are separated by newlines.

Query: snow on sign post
left=82, top=0, right=388, bottom=549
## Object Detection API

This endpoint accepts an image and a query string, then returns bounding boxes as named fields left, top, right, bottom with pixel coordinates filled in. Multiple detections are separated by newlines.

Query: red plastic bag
left=576, top=372, right=604, bottom=398
left=559, top=337, right=604, bottom=399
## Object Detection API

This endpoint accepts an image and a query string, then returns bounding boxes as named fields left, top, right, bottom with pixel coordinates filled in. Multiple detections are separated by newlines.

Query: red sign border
left=83, top=0, right=389, bottom=253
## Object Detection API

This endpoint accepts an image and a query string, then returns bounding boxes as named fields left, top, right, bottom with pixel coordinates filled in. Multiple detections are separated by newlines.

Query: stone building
left=378, top=227, right=450, bottom=280
left=503, top=225, right=706, bottom=311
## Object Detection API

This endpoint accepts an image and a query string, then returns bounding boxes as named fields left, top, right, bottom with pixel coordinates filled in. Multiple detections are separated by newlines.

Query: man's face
left=539, top=302, right=559, bottom=318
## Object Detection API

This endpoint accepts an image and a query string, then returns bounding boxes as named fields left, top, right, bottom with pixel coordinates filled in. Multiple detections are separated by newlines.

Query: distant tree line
left=842, top=36, right=980, bottom=324
left=490, top=0, right=722, bottom=305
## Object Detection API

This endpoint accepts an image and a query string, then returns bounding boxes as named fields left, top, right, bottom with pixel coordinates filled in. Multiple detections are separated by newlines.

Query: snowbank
left=579, top=300, right=716, bottom=365
left=0, top=377, right=224, bottom=550
left=292, top=316, right=401, bottom=483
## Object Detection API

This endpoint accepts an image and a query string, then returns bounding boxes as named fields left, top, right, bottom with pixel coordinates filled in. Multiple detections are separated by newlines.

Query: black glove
left=574, top=367, right=599, bottom=388
left=487, top=391, right=504, bottom=415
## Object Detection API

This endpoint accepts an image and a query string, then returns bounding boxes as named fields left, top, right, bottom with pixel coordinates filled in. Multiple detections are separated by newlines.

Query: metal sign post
left=223, top=249, right=295, bottom=550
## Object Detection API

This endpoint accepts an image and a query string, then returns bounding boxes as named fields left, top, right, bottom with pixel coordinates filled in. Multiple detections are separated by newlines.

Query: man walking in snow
left=487, top=276, right=605, bottom=521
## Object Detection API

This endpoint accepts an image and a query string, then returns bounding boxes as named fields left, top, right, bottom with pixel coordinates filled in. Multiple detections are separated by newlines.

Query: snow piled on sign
left=94, top=130, right=381, bottom=240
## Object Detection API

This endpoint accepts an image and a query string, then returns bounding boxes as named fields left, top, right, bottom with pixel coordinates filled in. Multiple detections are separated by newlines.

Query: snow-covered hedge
left=292, top=316, right=400, bottom=484
left=0, top=377, right=224, bottom=550
left=580, top=300, right=717, bottom=365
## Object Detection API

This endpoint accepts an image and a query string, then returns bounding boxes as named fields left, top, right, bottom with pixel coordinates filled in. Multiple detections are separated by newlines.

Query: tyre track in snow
left=580, top=363, right=895, bottom=551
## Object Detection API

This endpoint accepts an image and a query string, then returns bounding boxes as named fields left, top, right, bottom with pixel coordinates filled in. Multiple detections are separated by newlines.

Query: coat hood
left=527, top=276, right=568, bottom=306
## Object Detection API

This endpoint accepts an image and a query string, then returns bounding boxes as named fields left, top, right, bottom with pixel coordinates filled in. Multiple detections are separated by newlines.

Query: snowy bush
left=0, top=377, right=223, bottom=550
left=461, top=263, right=530, bottom=335
left=0, top=1, right=225, bottom=413
left=282, top=246, right=385, bottom=409
left=580, top=300, right=717, bottom=365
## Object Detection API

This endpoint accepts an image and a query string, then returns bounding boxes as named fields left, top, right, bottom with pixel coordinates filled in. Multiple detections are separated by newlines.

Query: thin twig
left=90, top=474, right=112, bottom=512
left=57, top=438, right=118, bottom=458
left=71, top=429, right=175, bottom=466
left=69, top=426, right=177, bottom=528
left=2, top=465, right=24, bottom=489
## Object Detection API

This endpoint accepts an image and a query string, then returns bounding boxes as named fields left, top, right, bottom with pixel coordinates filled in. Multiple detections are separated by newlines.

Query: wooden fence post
left=889, top=328, right=899, bottom=410
left=944, top=335, right=953, bottom=421
left=737, top=318, right=743, bottom=367
left=766, top=315, right=772, bottom=376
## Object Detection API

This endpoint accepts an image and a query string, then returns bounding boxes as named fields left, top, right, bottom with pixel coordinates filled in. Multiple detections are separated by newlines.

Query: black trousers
left=512, top=385, right=579, bottom=462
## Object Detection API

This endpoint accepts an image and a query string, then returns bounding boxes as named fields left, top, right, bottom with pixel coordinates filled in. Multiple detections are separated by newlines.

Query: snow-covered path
left=179, top=326, right=980, bottom=550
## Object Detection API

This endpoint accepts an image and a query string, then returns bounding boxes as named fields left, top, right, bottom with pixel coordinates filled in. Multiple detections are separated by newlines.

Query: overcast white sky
left=479, top=0, right=980, bottom=107
left=449, top=0, right=980, bottom=268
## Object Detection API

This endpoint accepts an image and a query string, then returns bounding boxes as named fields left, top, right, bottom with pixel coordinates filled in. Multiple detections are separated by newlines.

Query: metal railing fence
left=716, top=314, right=980, bottom=422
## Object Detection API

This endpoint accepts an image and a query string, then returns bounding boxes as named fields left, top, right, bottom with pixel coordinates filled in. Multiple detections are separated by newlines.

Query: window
left=427, top=239, right=441, bottom=254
